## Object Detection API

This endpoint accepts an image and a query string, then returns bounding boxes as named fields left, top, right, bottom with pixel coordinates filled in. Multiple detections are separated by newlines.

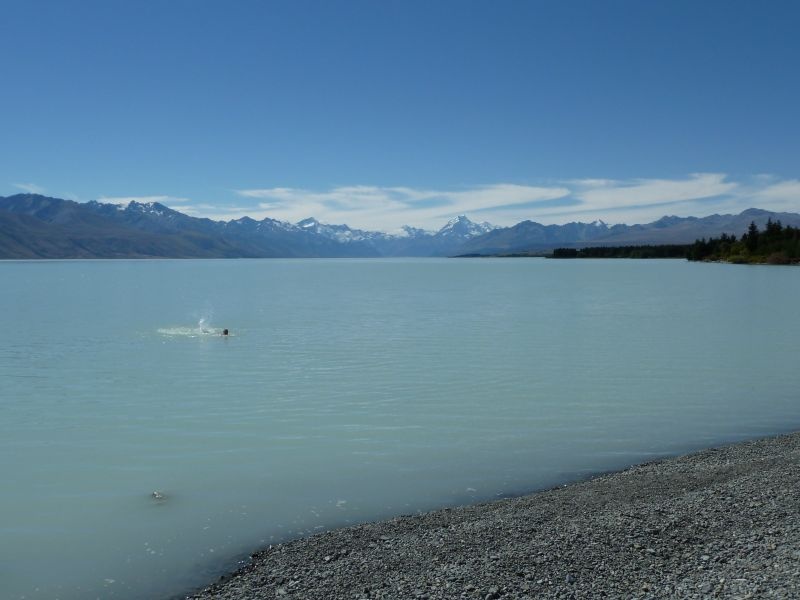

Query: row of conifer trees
left=687, top=219, right=800, bottom=264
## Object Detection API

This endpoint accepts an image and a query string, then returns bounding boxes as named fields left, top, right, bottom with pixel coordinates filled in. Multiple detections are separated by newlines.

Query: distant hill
left=459, top=208, right=800, bottom=255
left=0, top=195, right=244, bottom=258
left=1, top=193, right=798, bottom=259
left=0, top=195, right=496, bottom=258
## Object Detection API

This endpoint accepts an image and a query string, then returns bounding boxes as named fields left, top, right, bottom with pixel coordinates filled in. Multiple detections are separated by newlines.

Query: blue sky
left=2, top=0, right=799, bottom=231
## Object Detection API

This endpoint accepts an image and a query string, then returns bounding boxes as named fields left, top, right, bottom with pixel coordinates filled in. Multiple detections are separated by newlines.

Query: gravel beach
left=187, top=432, right=800, bottom=599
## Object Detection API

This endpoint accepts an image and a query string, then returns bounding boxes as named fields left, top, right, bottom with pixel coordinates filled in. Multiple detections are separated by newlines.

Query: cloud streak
left=98, top=195, right=190, bottom=205
left=232, top=183, right=571, bottom=231
left=13, top=182, right=46, bottom=194
left=751, top=180, right=800, bottom=211
left=573, top=173, right=737, bottom=209
left=99, top=174, right=799, bottom=231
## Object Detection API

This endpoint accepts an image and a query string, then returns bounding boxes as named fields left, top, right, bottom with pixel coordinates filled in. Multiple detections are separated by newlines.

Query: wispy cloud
left=573, top=173, right=736, bottom=208
left=98, top=195, right=190, bottom=206
left=232, top=183, right=570, bottom=230
left=99, top=174, right=799, bottom=231
left=229, top=176, right=748, bottom=229
left=538, top=173, right=741, bottom=223
left=181, top=203, right=254, bottom=217
left=13, top=182, right=46, bottom=194
left=750, top=180, right=800, bottom=211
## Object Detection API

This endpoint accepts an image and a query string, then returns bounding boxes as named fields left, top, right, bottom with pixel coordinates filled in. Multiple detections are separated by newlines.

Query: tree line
left=687, top=219, right=800, bottom=264
left=550, top=245, right=690, bottom=259
left=548, top=220, right=800, bottom=264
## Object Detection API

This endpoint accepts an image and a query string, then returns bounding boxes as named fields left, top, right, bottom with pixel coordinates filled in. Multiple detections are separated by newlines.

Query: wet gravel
left=187, top=432, right=800, bottom=599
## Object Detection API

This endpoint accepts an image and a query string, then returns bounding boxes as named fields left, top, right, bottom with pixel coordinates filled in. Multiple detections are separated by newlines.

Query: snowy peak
left=436, top=215, right=496, bottom=239
left=298, top=217, right=320, bottom=229
left=294, top=217, right=387, bottom=243
left=124, top=201, right=174, bottom=217
left=229, top=216, right=300, bottom=232
left=297, top=217, right=352, bottom=240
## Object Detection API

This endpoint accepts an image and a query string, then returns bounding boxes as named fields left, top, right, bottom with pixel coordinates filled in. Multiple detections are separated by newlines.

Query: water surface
left=1, top=258, right=798, bottom=599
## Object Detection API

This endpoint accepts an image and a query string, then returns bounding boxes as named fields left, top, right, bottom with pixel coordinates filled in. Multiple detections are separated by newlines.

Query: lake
left=1, top=258, right=798, bottom=599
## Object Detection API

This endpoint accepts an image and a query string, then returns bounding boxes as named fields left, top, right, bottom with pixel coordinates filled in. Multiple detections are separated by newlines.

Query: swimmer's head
left=222, top=329, right=229, bottom=336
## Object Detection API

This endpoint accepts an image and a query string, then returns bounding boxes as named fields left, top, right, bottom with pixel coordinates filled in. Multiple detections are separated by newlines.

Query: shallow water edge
left=182, top=427, right=800, bottom=599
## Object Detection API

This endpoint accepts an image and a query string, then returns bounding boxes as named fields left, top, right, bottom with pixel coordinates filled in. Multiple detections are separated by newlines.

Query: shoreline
left=185, top=432, right=799, bottom=599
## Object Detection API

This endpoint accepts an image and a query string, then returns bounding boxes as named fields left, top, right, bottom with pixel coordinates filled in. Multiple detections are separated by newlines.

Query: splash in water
left=198, top=317, right=212, bottom=334
left=158, top=316, right=226, bottom=337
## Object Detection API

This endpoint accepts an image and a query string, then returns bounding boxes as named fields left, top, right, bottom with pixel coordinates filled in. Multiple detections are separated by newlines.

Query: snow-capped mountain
left=435, top=215, right=496, bottom=239
left=296, top=217, right=395, bottom=244
left=2, top=193, right=799, bottom=259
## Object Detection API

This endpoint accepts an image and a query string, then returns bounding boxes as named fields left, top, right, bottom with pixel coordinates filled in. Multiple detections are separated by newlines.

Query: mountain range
left=1, top=193, right=798, bottom=259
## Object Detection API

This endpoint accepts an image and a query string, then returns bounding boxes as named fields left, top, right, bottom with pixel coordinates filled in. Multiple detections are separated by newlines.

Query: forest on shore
left=549, top=245, right=689, bottom=259
left=548, top=220, right=800, bottom=264
left=687, top=219, right=800, bottom=264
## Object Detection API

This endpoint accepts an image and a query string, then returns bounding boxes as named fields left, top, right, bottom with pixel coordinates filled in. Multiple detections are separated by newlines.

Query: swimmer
left=222, top=329, right=229, bottom=336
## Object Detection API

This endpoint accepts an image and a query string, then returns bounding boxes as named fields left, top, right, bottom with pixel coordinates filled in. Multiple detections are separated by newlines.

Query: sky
left=2, top=0, right=799, bottom=232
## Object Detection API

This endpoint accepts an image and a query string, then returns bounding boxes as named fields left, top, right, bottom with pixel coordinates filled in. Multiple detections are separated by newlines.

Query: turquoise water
left=1, top=258, right=798, bottom=599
